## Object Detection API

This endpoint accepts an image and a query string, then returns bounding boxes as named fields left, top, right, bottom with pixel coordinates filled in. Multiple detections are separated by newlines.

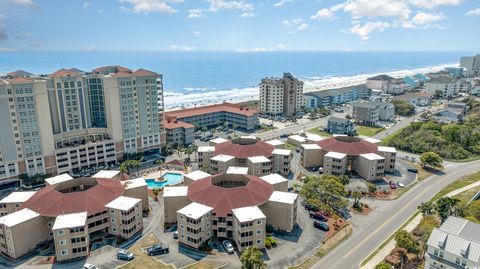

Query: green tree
left=201, top=126, right=208, bottom=138
left=352, top=191, right=362, bottom=209
left=300, top=175, right=348, bottom=216
left=418, top=201, right=436, bottom=216
left=436, top=197, right=464, bottom=222
left=119, top=160, right=141, bottom=174
left=420, top=151, right=443, bottom=168
left=368, top=183, right=377, bottom=194
left=240, top=246, right=266, bottom=269
left=375, top=261, right=392, bottom=269
left=395, top=230, right=420, bottom=254
left=434, top=90, right=443, bottom=99
left=224, top=121, right=230, bottom=130
left=338, top=175, right=350, bottom=185
left=152, top=188, right=159, bottom=201
left=392, top=100, right=415, bottom=116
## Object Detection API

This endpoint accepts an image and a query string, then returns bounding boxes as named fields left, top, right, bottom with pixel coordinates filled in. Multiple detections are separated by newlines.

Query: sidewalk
left=361, top=180, right=480, bottom=269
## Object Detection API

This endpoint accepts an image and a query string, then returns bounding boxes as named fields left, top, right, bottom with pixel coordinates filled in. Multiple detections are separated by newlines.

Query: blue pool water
left=146, top=173, right=183, bottom=189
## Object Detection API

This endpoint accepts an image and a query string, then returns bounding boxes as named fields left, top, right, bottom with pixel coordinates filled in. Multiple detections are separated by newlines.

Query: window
left=257, top=220, right=262, bottom=225
left=111, top=218, right=116, bottom=224
left=61, top=250, right=68, bottom=256
left=58, top=229, right=65, bottom=235
left=112, top=227, right=117, bottom=233
left=110, top=209, right=115, bottom=214
left=257, top=230, right=262, bottom=235
left=256, top=239, right=262, bottom=244
left=434, top=249, right=439, bottom=256
left=60, top=240, right=66, bottom=245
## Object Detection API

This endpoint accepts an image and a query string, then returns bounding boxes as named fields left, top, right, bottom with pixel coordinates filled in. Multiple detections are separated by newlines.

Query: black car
left=407, top=168, right=419, bottom=173
left=147, top=244, right=169, bottom=256
left=313, top=221, right=330, bottom=231
left=304, top=204, right=318, bottom=211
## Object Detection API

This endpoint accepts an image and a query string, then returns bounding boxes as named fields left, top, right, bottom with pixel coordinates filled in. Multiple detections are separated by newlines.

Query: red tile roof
left=50, top=69, right=82, bottom=78
left=166, top=159, right=183, bottom=166
left=92, top=65, right=131, bottom=73
left=213, top=140, right=275, bottom=159
left=165, top=117, right=195, bottom=130
left=188, top=174, right=273, bottom=216
left=6, top=77, right=34, bottom=84
left=316, top=137, right=379, bottom=156
left=132, top=68, right=159, bottom=76
left=20, top=178, right=124, bottom=217
left=7, top=70, right=32, bottom=77
left=166, top=103, right=258, bottom=119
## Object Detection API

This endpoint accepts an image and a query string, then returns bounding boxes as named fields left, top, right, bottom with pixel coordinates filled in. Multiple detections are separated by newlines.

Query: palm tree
left=232, top=124, right=238, bottom=136
left=352, top=191, right=361, bottom=210
left=189, top=144, right=198, bottom=162
left=338, top=175, right=350, bottom=185
left=224, top=121, right=230, bottom=130
left=240, top=246, right=266, bottom=269
left=201, top=126, right=208, bottom=138
left=152, top=188, right=159, bottom=201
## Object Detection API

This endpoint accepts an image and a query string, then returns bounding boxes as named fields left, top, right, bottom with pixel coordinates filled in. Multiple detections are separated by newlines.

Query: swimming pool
left=146, top=172, right=183, bottom=189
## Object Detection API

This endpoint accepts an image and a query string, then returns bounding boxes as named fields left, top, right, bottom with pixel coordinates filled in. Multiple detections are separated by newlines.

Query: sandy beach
left=164, top=62, right=457, bottom=111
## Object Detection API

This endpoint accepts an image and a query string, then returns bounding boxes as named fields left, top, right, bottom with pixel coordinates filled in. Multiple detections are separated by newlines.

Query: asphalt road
left=311, top=160, right=480, bottom=269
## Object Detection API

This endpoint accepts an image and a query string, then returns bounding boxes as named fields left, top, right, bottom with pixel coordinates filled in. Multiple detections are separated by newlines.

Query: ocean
left=0, top=51, right=469, bottom=110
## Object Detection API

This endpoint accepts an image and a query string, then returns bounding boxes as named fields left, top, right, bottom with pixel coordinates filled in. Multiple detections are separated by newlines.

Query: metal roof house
left=426, top=217, right=480, bottom=269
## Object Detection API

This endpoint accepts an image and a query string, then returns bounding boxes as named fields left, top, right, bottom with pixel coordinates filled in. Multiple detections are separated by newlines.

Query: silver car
left=222, top=240, right=234, bottom=254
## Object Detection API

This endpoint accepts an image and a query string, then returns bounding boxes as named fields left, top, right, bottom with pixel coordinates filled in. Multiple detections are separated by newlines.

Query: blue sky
left=0, top=0, right=479, bottom=51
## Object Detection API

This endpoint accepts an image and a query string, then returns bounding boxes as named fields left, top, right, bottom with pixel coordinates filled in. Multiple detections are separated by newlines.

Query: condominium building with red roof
left=300, top=135, right=397, bottom=181
left=164, top=102, right=259, bottom=146
left=0, top=172, right=148, bottom=261
left=197, top=136, right=292, bottom=177
left=163, top=171, right=297, bottom=252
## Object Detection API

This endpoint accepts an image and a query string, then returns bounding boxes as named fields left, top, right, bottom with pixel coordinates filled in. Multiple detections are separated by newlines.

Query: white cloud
left=277, top=43, right=286, bottom=50
left=409, top=0, right=462, bottom=9
left=273, top=0, right=293, bottom=7
left=411, top=12, right=446, bottom=26
left=349, top=21, right=390, bottom=40
left=188, top=9, right=203, bottom=18
left=310, top=8, right=335, bottom=20
left=241, top=12, right=255, bottom=17
left=13, top=0, right=36, bottom=7
left=207, top=0, right=253, bottom=12
left=83, top=2, right=90, bottom=9
left=119, top=0, right=183, bottom=14
left=193, top=31, right=202, bottom=36
left=169, top=45, right=196, bottom=51
left=466, top=8, right=480, bottom=16
left=343, top=0, right=410, bottom=19
left=281, top=18, right=310, bottom=31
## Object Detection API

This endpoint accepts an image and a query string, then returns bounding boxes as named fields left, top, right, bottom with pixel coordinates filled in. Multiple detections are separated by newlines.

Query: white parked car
left=222, top=240, right=235, bottom=254
left=83, top=264, right=97, bottom=269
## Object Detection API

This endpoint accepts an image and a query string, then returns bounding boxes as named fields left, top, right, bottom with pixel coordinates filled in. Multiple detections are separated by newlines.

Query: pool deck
left=142, top=169, right=184, bottom=181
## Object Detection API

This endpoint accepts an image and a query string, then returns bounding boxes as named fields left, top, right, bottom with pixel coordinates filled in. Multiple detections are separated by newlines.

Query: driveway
left=265, top=199, right=326, bottom=269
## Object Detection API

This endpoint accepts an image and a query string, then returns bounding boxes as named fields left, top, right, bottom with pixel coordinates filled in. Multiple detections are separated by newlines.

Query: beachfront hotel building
left=164, top=102, right=259, bottom=145
left=259, top=73, right=304, bottom=116
left=163, top=172, right=297, bottom=252
left=197, top=136, right=292, bottom=177
left=0, top=66, right=166, bottom=180
left=300, top=135, right=397, bottom=181
left=303, top=84, right=371, bottom=109
left=0, top=172, right=148, bottom=261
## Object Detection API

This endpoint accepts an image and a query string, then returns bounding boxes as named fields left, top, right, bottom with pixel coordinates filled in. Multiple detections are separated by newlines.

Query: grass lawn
left=306, top=127, right=332, bottom=137
left=284, top=142, right=297, bottom=151
left=431, top=171, right=480, bottom=201
left=356, top=125, right=385, bottom=137
left=117, top=234, right=174, bottom=269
